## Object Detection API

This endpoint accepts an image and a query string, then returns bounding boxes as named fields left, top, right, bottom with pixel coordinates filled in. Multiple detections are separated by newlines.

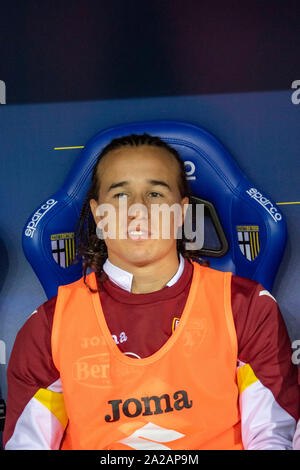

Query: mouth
left=127, top=230, right=151, bottom=240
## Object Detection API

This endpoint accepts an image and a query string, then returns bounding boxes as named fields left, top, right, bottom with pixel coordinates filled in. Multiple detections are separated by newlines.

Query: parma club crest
left=51, top=232, right=75, bottom=268
left=236, top=225, right=260, bottom=261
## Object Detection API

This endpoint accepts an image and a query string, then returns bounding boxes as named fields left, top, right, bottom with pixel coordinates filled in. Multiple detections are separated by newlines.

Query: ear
left=90, top=199, right=99, bottom=224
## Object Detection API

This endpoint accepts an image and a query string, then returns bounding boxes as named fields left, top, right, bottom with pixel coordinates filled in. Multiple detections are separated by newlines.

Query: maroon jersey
left=3, top=259, right=299, bottom=449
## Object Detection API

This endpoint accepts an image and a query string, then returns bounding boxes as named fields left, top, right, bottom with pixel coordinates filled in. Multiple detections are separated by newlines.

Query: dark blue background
left=1, top=0, right=300, bottom=103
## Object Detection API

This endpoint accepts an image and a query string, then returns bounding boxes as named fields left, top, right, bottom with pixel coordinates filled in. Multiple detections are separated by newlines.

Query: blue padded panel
left=22, top=120, right=286, bottom=298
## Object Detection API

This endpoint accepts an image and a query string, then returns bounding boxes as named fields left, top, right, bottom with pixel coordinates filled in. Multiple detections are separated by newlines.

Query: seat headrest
left=22, top=120, right=286, bottom=298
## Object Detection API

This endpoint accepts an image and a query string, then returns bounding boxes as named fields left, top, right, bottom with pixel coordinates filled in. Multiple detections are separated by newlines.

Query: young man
left=4, top=134, right=299, bottom=450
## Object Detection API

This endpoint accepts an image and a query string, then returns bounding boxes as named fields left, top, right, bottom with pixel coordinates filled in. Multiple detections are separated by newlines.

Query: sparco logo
left=246, top=188, right=282, bottom=222
left=105, top=389, right=192, bottom=423
left=24, top=199, right=58, bottom=238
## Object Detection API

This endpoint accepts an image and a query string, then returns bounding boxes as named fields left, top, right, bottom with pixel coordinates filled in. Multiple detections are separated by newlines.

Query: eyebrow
left=147, top=180, right=171, bottom=190
left=107, top=181, right=128, bottom=192
left=107, top=179, right=171, bottom=192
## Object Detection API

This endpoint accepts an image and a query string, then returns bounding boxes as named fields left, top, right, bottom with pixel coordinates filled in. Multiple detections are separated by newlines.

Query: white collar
left=102, top=254, right=185, bottom=292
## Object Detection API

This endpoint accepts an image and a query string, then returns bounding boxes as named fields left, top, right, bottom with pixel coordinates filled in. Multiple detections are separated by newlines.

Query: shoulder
left=8, top=295, right=58, bottom=375
left=231, top=274, right=282, bottom=330
left=230, top=274, right=294, bottom=377
left=231, top=274, right=276, bottom=303
left=20, top=295, right=58, bottom=336
left=230, top=274, right=284, bottom=345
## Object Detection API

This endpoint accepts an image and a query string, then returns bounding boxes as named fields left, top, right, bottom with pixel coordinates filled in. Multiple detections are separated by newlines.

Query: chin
left=107, top=239, right=176, bottom=267
left=124, top=250, right=157, bottom=266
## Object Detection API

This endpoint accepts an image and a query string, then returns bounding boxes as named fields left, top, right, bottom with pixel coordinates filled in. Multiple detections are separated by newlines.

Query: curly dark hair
left=75, top=133, right=207, bottom=291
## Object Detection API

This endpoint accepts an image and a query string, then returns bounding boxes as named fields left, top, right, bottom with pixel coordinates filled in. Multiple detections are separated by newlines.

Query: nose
left=127, top=201, right=149, bottom=222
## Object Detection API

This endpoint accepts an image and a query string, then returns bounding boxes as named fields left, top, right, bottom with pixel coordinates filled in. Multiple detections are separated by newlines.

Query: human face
left=90, top=145, right=189, bottom=270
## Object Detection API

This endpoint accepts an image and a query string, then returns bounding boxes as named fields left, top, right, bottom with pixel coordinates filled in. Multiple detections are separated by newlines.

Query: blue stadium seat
left=22, top=120, right=287, bottom=298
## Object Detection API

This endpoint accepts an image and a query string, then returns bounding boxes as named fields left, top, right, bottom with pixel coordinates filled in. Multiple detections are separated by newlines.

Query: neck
left=107, top=252, right=180, bottom=294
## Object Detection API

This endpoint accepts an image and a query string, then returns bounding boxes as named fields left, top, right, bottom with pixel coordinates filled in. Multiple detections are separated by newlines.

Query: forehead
left=96, top=145, right=180, bottom=184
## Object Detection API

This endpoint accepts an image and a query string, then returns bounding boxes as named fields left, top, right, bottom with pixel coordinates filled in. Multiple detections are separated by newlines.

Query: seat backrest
left=22, top=120, right=287, bottom=298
